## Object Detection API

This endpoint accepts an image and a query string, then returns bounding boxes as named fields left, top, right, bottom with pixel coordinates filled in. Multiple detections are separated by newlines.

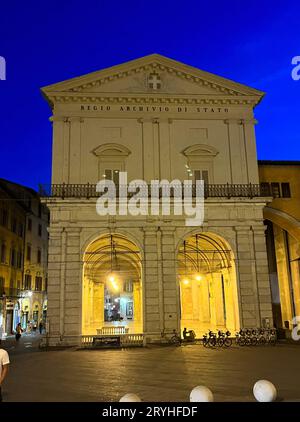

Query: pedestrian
left=0, top=339, right=10, bottom=402
left=39, top=320, right=43, bottom=335
left=15, top=323, right=22, bottom=341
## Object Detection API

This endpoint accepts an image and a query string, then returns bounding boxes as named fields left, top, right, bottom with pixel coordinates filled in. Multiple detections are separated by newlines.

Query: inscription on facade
left=80, top=104, right=229, bottom=113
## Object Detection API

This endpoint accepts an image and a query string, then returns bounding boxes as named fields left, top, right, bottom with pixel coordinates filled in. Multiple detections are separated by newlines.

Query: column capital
left=64, top=226, right=82, bottom=234
left=48, top=226, right=64, bottom=235
left=234, top=226, right=251, bottom=234
left=224, top=118, right=243, bottom=125
left=142, top=226, right=158, bottom=234
left=251, top=225, right=267, bottom=234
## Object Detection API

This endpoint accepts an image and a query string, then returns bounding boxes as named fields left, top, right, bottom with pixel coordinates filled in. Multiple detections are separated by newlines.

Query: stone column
left=235, top=225, right=271, bottom=328
left=161, top=227, right=179, bottom=333
left=242, top=119, right=260, bottom=184
left=62, top=118, right=71, bottom=183
left=158, top=119, right=172, bottom=180
left=252, top=225, right=273, bottom=327
left=63, top=227, right=82, bottom=344
left=47, top=226, right=63, bottom=344
left=224, top=119, right=248, bottom=184
left=92, top=282, right=104, bottom=330
left=51, top=117, right=64, bottom=184
left=139, top=119, right=154, bottom=181
left=143, top=227, right=161, bottom=339
left=69, top=117, right=83, bottom=184
left=212, top=272, right=225, bottom=327
left=133, top=280, right=142, bottom=328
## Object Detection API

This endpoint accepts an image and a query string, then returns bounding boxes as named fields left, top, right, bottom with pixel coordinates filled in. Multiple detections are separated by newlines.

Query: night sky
left=0, top=0, right=299, bottom=190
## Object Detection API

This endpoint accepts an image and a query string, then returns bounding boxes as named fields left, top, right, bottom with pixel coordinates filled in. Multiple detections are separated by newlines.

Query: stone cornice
left=48, top=93, right=258, bottom=107
left=42, top=55, right=264, bottom=98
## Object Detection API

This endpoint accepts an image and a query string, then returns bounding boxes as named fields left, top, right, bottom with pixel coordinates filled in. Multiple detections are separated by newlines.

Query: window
left=11, top=217, right=17, bottom=233
left=35, top=276, right=43, bottom=291
left=26, top=244, right=31, bottom=261
left=0, top=209, right=8, bottom=227
left=24, top=274, right=32, bottom=290
left=28, top=218, right=32, bottom=231
left=194, top=169, right=209, bottom=185
left=17, top=280, right=21, bottom=290
left=281, top=183, right=291, bottom=198
left=0, top=243, right=6, bottom=263
left=17, top=251, right=22, bottom=269
left=38, top=203, right=42, bottom=218
left=0, top=276, right=4, bottom=294
left=37, top=249, right=41, bottom=264
left=124, top=280, right=133, bottom=293
left=38, top=224, right=42, bottom=237
left=260, top=182, right=271, bottom=196
left=104, top=169, right=120, bottom=185
left=18, top=222, right=23, bottom=237
left=271, top=183, right=280, bottom=198
left=11, top=248, right=16, bottom=267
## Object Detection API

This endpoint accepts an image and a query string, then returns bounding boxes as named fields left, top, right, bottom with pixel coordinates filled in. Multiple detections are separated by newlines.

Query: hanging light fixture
left=107, top=235, right=120, bottom=291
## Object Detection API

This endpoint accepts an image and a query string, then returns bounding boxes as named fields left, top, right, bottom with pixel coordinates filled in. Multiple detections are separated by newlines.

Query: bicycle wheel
left=170, top=336, right=180, bottom=346
left=203, top=338, right=209, bottom=348
left=269, top=336, right=276, bottom=346
left=251, top=337, right=258, bottom=346
left=224, top=338, right=232, bottom=347
left=209, top=337, right=216, bottom=347
left=217, top=337, right=225, bottom=347
left=245, top=337, right=252, bottom=346
left=238, top=337, right=245, bottom=346
left=259, top=337, right=266, bottom=346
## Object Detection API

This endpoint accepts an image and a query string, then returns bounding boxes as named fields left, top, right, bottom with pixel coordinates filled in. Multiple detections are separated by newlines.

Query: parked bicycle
left=217, top=330, right=232, bottom=347
left=202, top=330, right=217, bottom=347
left=235, top=328, right=277, bottom=346
left=169, top=329, right=182, bottom=346
left=203, top=330, right=232, bottom=348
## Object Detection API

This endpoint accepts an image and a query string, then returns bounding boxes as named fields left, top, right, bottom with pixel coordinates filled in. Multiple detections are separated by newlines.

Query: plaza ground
left=1, top=334, right=300, bottom=402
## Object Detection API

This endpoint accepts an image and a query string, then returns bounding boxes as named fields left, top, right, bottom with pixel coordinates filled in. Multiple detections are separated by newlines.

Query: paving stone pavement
left=1, top=339, right=300, bottom=402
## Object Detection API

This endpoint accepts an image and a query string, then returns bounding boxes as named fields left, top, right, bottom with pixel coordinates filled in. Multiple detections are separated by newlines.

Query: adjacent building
left=0, top=179, right=49, bottom=336
left=259, top=161, right=300, bottom=336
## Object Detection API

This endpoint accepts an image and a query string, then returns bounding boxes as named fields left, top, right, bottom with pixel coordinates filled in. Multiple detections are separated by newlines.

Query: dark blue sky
left=0, top=0, right=299, bottom=189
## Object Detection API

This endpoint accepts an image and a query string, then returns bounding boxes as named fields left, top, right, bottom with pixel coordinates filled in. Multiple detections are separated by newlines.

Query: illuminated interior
left=82, top=234, right=142, bottom=335
left=177, top=232, right=240, bottom=338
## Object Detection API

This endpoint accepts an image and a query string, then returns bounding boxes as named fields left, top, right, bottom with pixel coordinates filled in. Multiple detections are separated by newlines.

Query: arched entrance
left=82, top=233, right=143, bottom=335
left=177, top=232, right=240, bottom=337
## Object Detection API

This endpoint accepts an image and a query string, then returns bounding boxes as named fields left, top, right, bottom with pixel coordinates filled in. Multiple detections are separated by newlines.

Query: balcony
left=39, top=183, right=265, bottom=199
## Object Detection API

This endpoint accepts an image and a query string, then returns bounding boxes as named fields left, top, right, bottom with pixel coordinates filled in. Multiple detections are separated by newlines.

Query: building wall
left=50, top=115, right=260, bottom=186
left=0, top=181, right=49, bottom=337
left=0, top=186, right=25, bottom=335
left=22, top=198, right=49, bottom=329
left=259, top=162, right=300, bottom=333
left=42, top=55, right=273, bottom=346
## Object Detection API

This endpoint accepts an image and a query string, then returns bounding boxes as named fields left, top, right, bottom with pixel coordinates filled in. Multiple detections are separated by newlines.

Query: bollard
left=190, top=386, right=214, bottom=402
left=253, top=380, right=277, bottom=402
left=119, top=393, right=142, bottom=402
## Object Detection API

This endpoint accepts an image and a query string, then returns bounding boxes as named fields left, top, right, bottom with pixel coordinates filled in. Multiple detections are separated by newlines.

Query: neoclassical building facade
left=42, top=54, right=273, bottom=346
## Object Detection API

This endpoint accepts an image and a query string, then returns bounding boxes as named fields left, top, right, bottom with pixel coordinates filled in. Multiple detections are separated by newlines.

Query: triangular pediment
left=41, top=54, right=264, bottom=104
